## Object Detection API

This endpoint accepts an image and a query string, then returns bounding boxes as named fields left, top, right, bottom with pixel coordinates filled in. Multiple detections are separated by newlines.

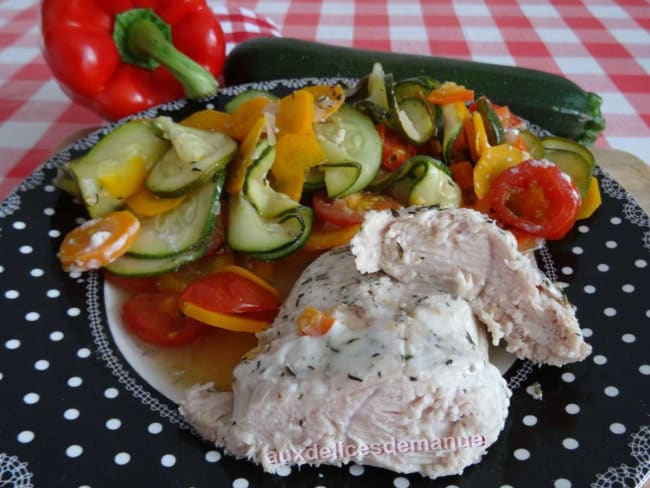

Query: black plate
left=1, top=79, right=649, bottom=488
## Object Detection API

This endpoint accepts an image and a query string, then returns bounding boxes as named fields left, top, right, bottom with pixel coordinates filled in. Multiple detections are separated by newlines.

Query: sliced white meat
left=351, top=206, right=591, bottom=366
left=181, top=248, right=511, bottom=478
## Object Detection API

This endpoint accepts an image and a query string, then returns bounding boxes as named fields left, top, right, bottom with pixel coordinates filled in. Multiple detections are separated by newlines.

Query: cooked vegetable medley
left=56, top=63, right=601, bottom=349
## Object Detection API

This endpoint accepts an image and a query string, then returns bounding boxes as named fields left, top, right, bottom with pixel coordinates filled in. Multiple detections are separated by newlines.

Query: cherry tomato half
left=376, top=124, right=417, bottom=171
left=180, top=271, right=281, bottom=315
left=122, top=291, right=209, bottom=347
left=487, top=159, right=581, bottom=240
left=312, top=191, right=402, bottom=227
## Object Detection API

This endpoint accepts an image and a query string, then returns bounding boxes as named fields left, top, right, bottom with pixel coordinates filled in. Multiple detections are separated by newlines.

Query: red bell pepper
left=41, top=0, right=226, bottom=121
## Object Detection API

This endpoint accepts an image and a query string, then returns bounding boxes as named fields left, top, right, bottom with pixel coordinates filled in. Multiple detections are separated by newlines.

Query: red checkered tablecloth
left=1, top=0, right=649, bottom=201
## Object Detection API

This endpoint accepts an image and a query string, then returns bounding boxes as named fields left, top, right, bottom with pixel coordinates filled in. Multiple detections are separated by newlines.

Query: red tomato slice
left=487, top=159, right=581, bottom=240
left=376, top=124, right=417, bottom=171
left=312, top=191, right=402, bottom=227
left=180, top=271, right=281, bottom=315
left=122, top=291, right=209, bottom=347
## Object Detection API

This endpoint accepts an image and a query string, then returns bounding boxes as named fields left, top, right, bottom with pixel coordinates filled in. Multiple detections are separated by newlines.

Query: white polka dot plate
left=0, top=80, right=649, bottom=488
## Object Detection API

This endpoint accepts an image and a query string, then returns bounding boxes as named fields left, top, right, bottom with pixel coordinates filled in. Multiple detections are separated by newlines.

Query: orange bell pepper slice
left=59, top=210, right=141, bottom=272
left=301, top=84, right=346, bottom=121
left=296, top=306, right=336, bottom=336
left=303, top=221, right=361, bottom=251
left=181, top=109, right=230, bottom=132
left=225, top=97, right=270, bottom=141
left=271, top=132, right=326, bottom=201
left=275, top=89, right=315, bottom=137
left=427, top=81, right=475, bottom=105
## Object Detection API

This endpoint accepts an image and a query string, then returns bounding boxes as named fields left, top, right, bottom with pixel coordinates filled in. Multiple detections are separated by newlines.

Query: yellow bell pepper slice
left=271, top=132, right=326, bottom=201
left=225, top=97, right=270, bottom=141
left=220, top=264, right=280, bottom=299
left=276, top=89, right=315, bottom=137
left=125, top=185, right=186, bottom=217
left=465, top=111, right=490, bottom=162
left=473, top=144, right=525, bottom=199
left=577, top=176, right=601, bottom=220
left=226, top=116, right=266, bottom=195
left=181, top=301, right=270, bottom=333
left=301, top=84, right=346, bottom=121
left=98, top=154, right=147, bottom=199
left=181, top=109, right=230, bottom=132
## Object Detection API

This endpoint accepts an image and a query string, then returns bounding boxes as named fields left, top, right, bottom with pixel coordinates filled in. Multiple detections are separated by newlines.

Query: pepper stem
left=113, top=8, right=218, bottom=99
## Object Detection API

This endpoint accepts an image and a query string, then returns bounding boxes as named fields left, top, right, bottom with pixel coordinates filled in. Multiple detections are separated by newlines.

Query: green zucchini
left=517, top=130, right=545, bottom=159
left=126, top=175, right=223, bottom=258
left=303, top=167, right=326, bottom=192
left=395, top=97, right=435, bottom=144
left=227, top=193, right=313, bottom=261
left=543, top=149, right=592, bottom=196
left=394, top=77, right=440, bottom=101
left=314, top=103, right=382, bottom=197
left=105, top=243, right=210, bottom=277
left=476, top=98, right=505, bottom=145
left=243, top=141, right=300, bottom=218
left=66, top=120, right=170, bottom=218
left=146, top=117, right=237, bottom=197
left=441, top=103, right=465, bottom=164
left=223, top=37, right=605, bottom=146
left=542, top=136, right=595, bottom=171
left=227, top=134, right=313, bottom=260
left=369, top=156, right=460, bottom=208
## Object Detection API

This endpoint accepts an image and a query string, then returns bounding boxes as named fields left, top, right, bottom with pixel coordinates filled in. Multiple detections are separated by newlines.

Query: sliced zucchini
left=227, top=193, right=313, bottom=261
left=476, top=98, right=505, bottom=145
left=542, top=136, right=595, bottom=171
left=322, top=162, right=362, bottom=197
left=126, top=174, right=224, bottom=259
left=67, top=120, right=170, bottom=218
left=394, top=76, right=440, bottom=102
left=243, top=142, right=300, bottom=218
left=224, top=89, right=278, bottom=113
left=105, top=243, right=210, bottom=277
left=395, top=97, right=435, bottom=144
left=349, top=63, right=396, bottom=128
left=543, top=149, right=592, bottom=196
left=145, top=117, right=237, bottom=197
left=441, top=102, right=465, bottom=164
left=366, top=62, right=391, bottom=110
left=303, top=167, right=326, bottom=192
left=53, top=165, right=81, bottom=199
left=517, top=130, right=545, bottom=159
left=369, top=156, right=460, bottom=208
left=314, top=104, right=382, bottom=197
